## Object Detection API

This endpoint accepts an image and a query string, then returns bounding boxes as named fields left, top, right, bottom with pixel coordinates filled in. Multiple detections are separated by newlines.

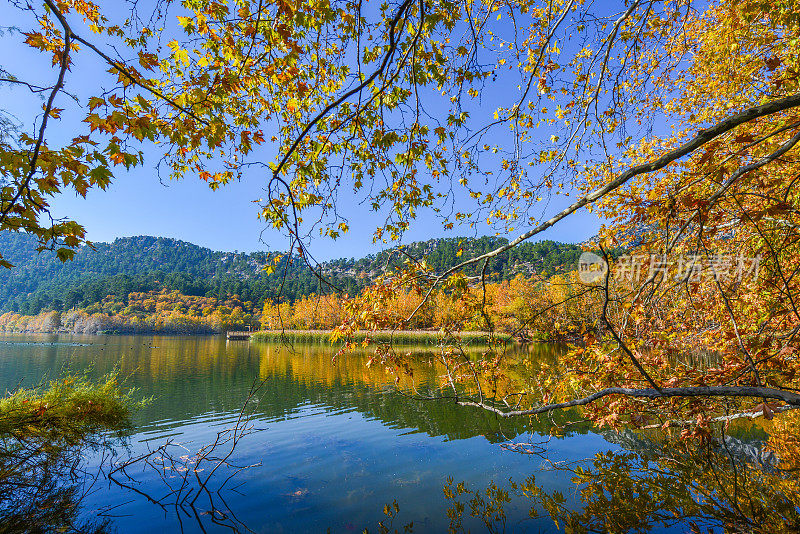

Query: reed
left=249, top=329, right=511, bottom=346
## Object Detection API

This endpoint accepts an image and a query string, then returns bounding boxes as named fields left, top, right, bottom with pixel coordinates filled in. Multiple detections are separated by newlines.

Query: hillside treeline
left=0, top=272, right=597, bottom=339
left=0, top=232, right=584, bottom=315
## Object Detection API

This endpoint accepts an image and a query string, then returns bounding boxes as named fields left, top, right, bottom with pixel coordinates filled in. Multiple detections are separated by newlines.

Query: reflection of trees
left=30, top=338, right=586, bottom=442
left=2, top=337, right=588, bottom=443
left=252, top=343, right=591, bottom=442
left=0, top=441, right=111, bottom=533
left=109, top=383, right=264, bottom=534
left=0, top=373, right=139, bottom=532
left=443, top=425, right=800, bottom=533
left=1, top=427, right=123, bottom=530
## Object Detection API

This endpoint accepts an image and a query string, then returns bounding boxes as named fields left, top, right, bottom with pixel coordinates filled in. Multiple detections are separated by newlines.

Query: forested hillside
left=0, top=232, right=584, bottom=315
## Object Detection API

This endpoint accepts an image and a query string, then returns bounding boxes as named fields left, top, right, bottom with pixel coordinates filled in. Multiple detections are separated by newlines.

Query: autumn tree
left=4, top=0, right=800, bottom=433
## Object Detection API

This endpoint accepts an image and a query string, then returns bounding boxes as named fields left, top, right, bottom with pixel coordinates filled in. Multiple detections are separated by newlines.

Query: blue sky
left=1, top=2, right=601, bottom=260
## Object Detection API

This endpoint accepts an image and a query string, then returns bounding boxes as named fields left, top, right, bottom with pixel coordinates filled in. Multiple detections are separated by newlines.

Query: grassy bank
left=0, top=373, right=143, bottom=532
left=250, top=329, right=512, bottom=345
left=0, top=372, right=141, bottom=442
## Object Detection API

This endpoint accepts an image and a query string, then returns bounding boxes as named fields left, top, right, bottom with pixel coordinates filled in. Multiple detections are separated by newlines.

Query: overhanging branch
left=457, top=385, right=800, bottom=418
left=405, top=90, right=800, bottom=323
left=43, top=0, right=208, bottom=124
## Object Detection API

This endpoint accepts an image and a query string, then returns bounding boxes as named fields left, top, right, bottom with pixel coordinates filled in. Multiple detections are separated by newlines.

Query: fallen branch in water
left=107, top=380, right=265, bottom=532
left=644, top=405, right=800, bottom=429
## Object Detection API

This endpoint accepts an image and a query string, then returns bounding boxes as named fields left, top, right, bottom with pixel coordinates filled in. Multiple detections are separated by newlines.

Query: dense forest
left=0, top=232, right=584, bottom=316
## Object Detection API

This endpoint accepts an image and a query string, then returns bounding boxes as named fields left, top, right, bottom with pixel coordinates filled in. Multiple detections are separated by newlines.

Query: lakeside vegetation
left=0, top=372, right=140, bottom=442
left=0, top=232, right=599, bottom=339
left=0, top=268, right=595, bottom=341
left=0, top=288, right=254, bottom=335
left=0, top=373, right=140, bottom=532
left=250, top=329, right=512, bottom=345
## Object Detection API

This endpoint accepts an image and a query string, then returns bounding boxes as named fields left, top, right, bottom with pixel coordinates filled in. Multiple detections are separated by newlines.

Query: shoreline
left=0, top=329, right=515, bottom=345
left=250, top=329, right=513, bottom=345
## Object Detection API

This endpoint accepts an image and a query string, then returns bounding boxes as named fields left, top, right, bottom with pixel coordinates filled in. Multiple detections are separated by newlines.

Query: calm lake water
left=0, top=333, right=716, bottom=533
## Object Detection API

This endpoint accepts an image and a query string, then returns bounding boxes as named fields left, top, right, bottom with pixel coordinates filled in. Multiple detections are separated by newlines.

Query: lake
left=0, top=333, right=754, bottom=532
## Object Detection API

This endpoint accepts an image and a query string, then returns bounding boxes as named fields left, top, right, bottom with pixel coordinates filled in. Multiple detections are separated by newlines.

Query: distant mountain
left=0, top=232, right=584, bottom=314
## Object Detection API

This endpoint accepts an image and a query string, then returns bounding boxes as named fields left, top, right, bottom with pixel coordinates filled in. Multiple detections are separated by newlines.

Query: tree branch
left=43, top=0, right=208, bottom=124
left=405, top=90, right=800, bottom=324
left=0, top=1, right=71, bottom=227
left=272, top=0, right=416, bottom=179
left=457, top=385, right=800, bottom=418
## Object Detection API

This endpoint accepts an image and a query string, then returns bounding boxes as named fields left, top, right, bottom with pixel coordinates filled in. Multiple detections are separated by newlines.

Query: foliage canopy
left=2, top=0, right=800, bottom=436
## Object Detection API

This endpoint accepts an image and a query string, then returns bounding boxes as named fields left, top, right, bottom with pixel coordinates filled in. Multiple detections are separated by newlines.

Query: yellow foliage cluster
left=0, top=270, right=603, bottom=338
left=259, top=273, right=602, bottom=340
left=0, top=289, right=255, bottom=334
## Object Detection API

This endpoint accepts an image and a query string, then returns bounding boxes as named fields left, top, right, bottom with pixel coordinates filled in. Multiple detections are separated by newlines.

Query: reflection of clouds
left=283, top=487, right=310, bottom=502
left=394, top=472, right=425, bottom=486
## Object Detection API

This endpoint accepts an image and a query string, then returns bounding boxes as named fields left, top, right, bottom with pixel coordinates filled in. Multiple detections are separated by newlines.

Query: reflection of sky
left=1, top=333, right=614, bottom=532
left=85, top=406, right=614, bottom=533
left=0, top=2, right=602, bottom=260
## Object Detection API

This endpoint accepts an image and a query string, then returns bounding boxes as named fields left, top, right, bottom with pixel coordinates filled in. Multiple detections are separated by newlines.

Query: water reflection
left=0, top=334, right=577, bottom=442
left=0, top=409, right=118, bottom=534
left=446, top=426, right=800, bottom=534
left=1, top=334, right=794, bottom=533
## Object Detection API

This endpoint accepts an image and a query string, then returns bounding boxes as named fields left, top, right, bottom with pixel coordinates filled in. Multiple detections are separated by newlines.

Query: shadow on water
left=0, top=411, right=121, bottom=534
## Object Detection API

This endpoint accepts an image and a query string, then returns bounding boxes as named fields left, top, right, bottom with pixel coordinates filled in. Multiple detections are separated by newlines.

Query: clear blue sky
left=1, top=2, right=601, bottom=260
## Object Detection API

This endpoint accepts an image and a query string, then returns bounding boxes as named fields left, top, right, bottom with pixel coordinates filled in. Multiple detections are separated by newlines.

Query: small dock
left=226, top=331, right=252, bottom=340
